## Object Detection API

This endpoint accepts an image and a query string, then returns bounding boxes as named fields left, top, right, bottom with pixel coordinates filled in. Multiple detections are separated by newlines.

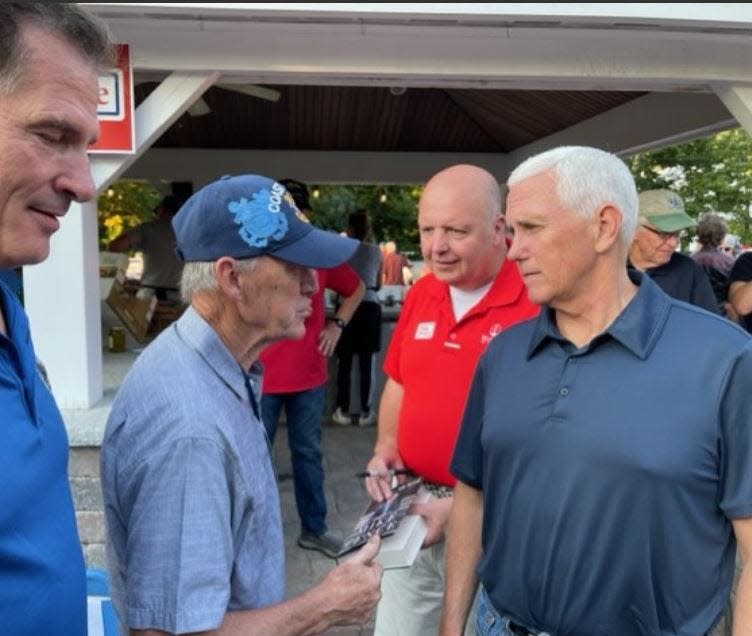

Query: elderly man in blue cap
left=101, top=175, right=382, bottom=635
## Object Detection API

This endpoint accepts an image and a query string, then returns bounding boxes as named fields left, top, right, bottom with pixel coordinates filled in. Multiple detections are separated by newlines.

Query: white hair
left=180, top=257, right=258, bottom=303
left=508, top=146, right=638, bottom=248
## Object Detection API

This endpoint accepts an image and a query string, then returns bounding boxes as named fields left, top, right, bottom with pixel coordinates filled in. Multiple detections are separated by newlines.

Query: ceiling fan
left=188, top=83, right=281, bottom=116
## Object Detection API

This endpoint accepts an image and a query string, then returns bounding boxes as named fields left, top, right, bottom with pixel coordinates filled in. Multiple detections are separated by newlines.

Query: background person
left=0, top=4, right=112, bottom=634
left=382, top=240, right=411, bottom=286
left=442, top=146, right=752, bottom=636
left=728, top=249, right=752, bottom=333
left=101, top=174, right=382, bottom=635
left=627, top=189, right=718, bottom=313
left=692, top=211, right=735, bottom=317
left=109, top=194, right=184, bottom=301
left=722, top=233, right=742, bottom=258
left=333, top=209, right=383, bottom=427
left=365, top=164, right=538, bottom=636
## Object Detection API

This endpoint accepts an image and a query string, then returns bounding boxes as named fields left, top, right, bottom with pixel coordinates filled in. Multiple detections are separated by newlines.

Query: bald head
left=418, top=164, right=506, bottom=290
left=421, top=164, right=501, bottom=222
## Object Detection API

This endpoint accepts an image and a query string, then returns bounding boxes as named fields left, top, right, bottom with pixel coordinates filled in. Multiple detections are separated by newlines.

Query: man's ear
left=594, top=204, right=622, bottom=253
left=215, top=257, right=243, bottom=300
left=493, top=213, right=506, bottom=242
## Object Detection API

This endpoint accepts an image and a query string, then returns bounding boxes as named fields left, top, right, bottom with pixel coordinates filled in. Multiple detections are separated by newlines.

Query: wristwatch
left=329, top=317, right=346, bottom=329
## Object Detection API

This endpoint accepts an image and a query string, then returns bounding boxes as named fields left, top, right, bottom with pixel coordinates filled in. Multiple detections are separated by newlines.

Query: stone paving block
left=77, top=510, right=106, bottom=544
left=69, top=447, right=101, bottom=477
left=278, top=489, right=297, bottom=525
left=285, top=552, right=314, bottom=598
left=70, top=476, right=104, bottom=511
left=84, top=543, right=107, bottom=569
left=331, top=479, right=371, bottom=516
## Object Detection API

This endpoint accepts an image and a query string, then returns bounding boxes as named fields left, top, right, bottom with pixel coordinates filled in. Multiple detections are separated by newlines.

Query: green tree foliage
left=96, top=181, right=423, bottom=255
left=97, top=180, right=161, bottom=249
left=309, top=184, right=422, bottom=255
left=98, top=128, right=752, bottom=256
left=627, top=128, right=752, bottom=244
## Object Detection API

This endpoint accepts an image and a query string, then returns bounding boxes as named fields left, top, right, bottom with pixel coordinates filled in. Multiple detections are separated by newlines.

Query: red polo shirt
left=384, top=258, right=538, bottom=485
left=261, top=264, right=360, bottom=393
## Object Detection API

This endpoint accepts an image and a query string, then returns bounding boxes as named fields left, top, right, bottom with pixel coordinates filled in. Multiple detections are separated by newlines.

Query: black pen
left=356, top=469, right=413, bottom=478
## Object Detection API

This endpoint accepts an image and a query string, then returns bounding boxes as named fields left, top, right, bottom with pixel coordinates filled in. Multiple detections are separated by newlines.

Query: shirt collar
left=527, top=271, right=671, bottom=360
left=175, top=306, right=262, bottom=401
left=425, top=256, right=527, bottom=309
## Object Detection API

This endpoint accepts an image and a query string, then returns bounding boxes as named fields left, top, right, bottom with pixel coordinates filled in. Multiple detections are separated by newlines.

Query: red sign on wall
left=89, top=44, right=135, bottom=154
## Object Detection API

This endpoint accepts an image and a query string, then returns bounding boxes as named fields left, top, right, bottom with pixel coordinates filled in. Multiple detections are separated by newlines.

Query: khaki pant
left=374, top=540, right=478, bottom=636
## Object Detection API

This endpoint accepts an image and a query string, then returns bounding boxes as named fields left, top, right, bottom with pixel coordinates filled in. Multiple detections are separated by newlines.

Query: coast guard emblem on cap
left=228, top=182, right=289, bottom=248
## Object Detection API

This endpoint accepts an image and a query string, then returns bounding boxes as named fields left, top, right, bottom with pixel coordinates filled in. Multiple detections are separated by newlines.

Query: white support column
left=24, top=71, right=218, bottom=409
left=714, top=83, right=752, bottom=137
left=24, top=201, right=102, bottom=408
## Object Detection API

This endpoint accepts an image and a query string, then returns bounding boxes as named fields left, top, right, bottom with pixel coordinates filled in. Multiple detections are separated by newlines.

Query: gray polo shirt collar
left=527, top=271, right=671, bottom=361
left=175, top=306, right=263, bottom=402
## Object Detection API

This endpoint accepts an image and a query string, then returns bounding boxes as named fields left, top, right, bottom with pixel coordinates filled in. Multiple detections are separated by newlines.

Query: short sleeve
left=730, top=253, right=752, bottom=284
left=450, top=354, right=488, bottom=489
left=383, top=286, right=417, bottom=384
left=120, top=438, right=239, bottom=633
left=718, top=340, right=752, bottom=519
left=325, top=263, right=361, bottom=297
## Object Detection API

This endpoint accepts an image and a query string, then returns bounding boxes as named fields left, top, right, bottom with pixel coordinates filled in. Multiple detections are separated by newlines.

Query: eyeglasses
left=640, top=225, right=683, bottom=243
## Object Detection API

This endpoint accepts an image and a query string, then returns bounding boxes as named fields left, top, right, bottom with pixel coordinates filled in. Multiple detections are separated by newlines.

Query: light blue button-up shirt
left=102, top=306, right=284, bottom=634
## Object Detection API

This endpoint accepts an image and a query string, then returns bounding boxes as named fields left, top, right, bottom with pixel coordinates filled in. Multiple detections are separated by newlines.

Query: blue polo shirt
left=452, top=273, right=752, bottom=636
left=0, top=281, right=86, bottom=635
left=102, top=306, right=284, bottom=634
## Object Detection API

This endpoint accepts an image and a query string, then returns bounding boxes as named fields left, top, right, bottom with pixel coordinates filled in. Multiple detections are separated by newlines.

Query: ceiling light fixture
left=389, top=86, right=407, bottom=96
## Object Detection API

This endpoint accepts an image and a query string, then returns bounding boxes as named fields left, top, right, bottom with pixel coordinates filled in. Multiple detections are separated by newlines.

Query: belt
left=507, top=621, right=551, bottom=636
left=422, top=481, right=453, bottom=498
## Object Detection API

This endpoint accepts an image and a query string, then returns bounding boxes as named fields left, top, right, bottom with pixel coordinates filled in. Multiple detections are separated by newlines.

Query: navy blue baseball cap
left=172, top=174, right=358, bottom=267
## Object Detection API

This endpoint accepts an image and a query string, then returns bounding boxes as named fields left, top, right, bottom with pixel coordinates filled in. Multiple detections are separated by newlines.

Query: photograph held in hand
left=339, top=476, right=429, bottom=569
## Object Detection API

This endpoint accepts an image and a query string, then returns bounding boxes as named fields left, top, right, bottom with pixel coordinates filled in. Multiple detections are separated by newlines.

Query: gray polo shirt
left=452, top=273, right=752, bottom=635
left=102, top=307, right=284, bottom=634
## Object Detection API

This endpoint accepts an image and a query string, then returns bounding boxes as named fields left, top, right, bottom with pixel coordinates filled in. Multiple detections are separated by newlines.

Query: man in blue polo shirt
left=0, top=5, right=113, bottom=634
left=441, top=146, right=752, bottom=636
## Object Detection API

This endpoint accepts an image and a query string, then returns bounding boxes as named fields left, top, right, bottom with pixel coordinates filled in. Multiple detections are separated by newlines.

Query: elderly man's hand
left=320, top=534, right=383, bottom=626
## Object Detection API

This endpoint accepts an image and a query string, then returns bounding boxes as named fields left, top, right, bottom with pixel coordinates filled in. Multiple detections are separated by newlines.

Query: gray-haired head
left=0, top=3, right=114, bottom=94
left=180, top=259, right=258, bottom=304
left=722, top=233, right=742, bottom=257
left=508, top=146, right=638, bottom=249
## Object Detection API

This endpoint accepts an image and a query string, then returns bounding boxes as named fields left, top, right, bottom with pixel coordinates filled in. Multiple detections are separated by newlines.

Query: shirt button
left=560, top=387, right=569, bottom=396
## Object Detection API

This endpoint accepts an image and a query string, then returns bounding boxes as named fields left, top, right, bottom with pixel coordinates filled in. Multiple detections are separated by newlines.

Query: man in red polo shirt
left=364, top=164, right=538, bottom=635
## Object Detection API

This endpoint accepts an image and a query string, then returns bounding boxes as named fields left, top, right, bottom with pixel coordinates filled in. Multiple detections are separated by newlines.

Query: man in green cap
left=628, top=189, right=718, bottom=313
